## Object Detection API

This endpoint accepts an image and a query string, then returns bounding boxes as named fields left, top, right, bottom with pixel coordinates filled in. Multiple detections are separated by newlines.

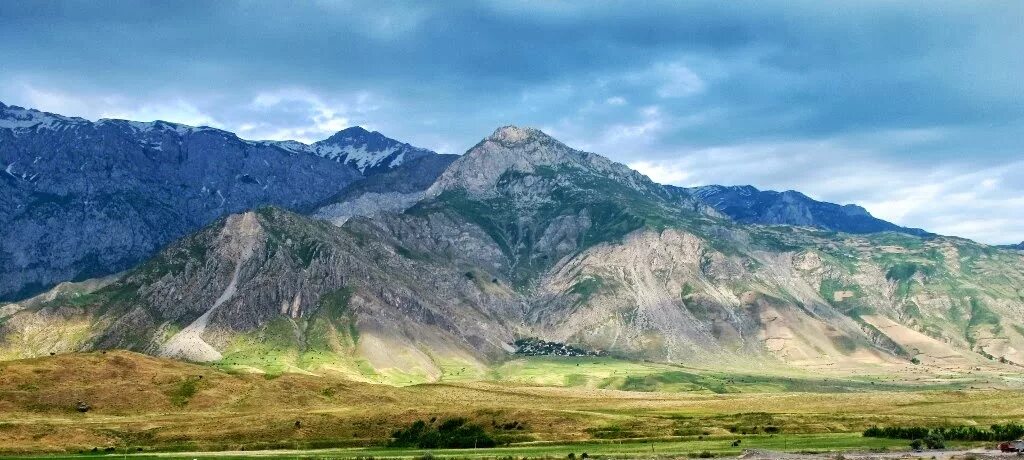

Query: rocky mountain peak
left=320, top=126, right=374, bottom=144
left=841, top=203, right=871, bottom=217
left=486, top=125, right=551, bottom=145
left=257, top=125, right=437, bottom=175
left=311, top=126, right=435, bottom=175
left=429, top=125, right=652, bottom=198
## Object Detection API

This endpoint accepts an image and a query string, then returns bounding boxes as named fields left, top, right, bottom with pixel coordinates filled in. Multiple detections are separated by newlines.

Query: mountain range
left=686, top=185, right=932, bottom=237
left=2, top=103, right=1022, bottom=382
left=0, top=102, right=446, bottom=301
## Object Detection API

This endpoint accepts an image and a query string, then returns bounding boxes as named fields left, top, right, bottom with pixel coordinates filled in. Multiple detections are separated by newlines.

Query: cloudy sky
left=2, top=1, right=1022, bottom=244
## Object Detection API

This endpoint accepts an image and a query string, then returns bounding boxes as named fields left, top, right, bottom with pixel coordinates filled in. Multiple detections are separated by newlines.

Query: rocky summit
left=2, top=120, right=1022, bottom=383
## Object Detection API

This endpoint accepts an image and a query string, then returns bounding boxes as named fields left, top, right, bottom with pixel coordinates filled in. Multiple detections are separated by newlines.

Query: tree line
left=863, top=424, right=1024, bottom=442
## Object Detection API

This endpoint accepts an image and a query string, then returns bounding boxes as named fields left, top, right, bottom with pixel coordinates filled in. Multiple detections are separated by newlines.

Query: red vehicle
left=998, top=440, right=1024, bottom=452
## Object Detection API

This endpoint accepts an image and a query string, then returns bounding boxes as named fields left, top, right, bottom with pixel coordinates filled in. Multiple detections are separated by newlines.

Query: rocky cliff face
left=315, top=153, right=458, bottom=226
left=0, top=208, right=523, bottom=379
left=2, top=125, right=1022, bottom=381
left=533, top=225, right=1024, bottom=368
left=0, top=102, right=440, bottom=301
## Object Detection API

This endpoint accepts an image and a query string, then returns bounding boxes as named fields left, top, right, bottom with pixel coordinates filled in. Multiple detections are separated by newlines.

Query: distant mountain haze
left=685, top=184, right=932, bottom=237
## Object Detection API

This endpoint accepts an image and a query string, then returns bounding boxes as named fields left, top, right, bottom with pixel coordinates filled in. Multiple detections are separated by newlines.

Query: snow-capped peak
left=310, top=126, right=434, bottom=174
left=249, top=127, right=435, bottom=174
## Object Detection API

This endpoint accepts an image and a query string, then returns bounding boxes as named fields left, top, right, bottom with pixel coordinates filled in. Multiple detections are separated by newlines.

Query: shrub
left=168, top=377, right=200, bottom=407
left=390, top=418, right=497, bottom=449
left=924, top=434, right=945, bottom=450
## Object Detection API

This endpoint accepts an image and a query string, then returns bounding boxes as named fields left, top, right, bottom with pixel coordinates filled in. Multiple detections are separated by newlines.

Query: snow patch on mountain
left=2, top=101, right=434, bottom=176
left=257, top=140, right=309, bottom=155
left=316, top=143, right=401, bottom=170
left=0, top=104, right=87, bottom=131
left=99, top=119, right=213, bottom=136
left=254, top=126, right=435, bottom=174
left=0, top=103, right=222, bottom=143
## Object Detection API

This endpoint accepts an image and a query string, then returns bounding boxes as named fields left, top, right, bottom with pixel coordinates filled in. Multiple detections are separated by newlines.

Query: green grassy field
left=0, top=433, right=975, bottom=459
left=485, top=357, right=977, bottom=393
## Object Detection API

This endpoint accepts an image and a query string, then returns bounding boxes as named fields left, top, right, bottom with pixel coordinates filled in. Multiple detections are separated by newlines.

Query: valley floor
left=1, top=352, right=1022, bottom=456
left=2, top=444, right=1018, bottom=460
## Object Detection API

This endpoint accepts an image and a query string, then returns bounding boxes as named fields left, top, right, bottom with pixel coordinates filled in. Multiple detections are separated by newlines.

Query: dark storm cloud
left=0, top=1, right=1021, bottom=242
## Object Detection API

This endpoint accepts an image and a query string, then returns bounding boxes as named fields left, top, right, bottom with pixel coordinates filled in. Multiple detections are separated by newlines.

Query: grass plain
left=0, top=351, right=1021, bottom=457
left=0, top=434, right=959, bottom=460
